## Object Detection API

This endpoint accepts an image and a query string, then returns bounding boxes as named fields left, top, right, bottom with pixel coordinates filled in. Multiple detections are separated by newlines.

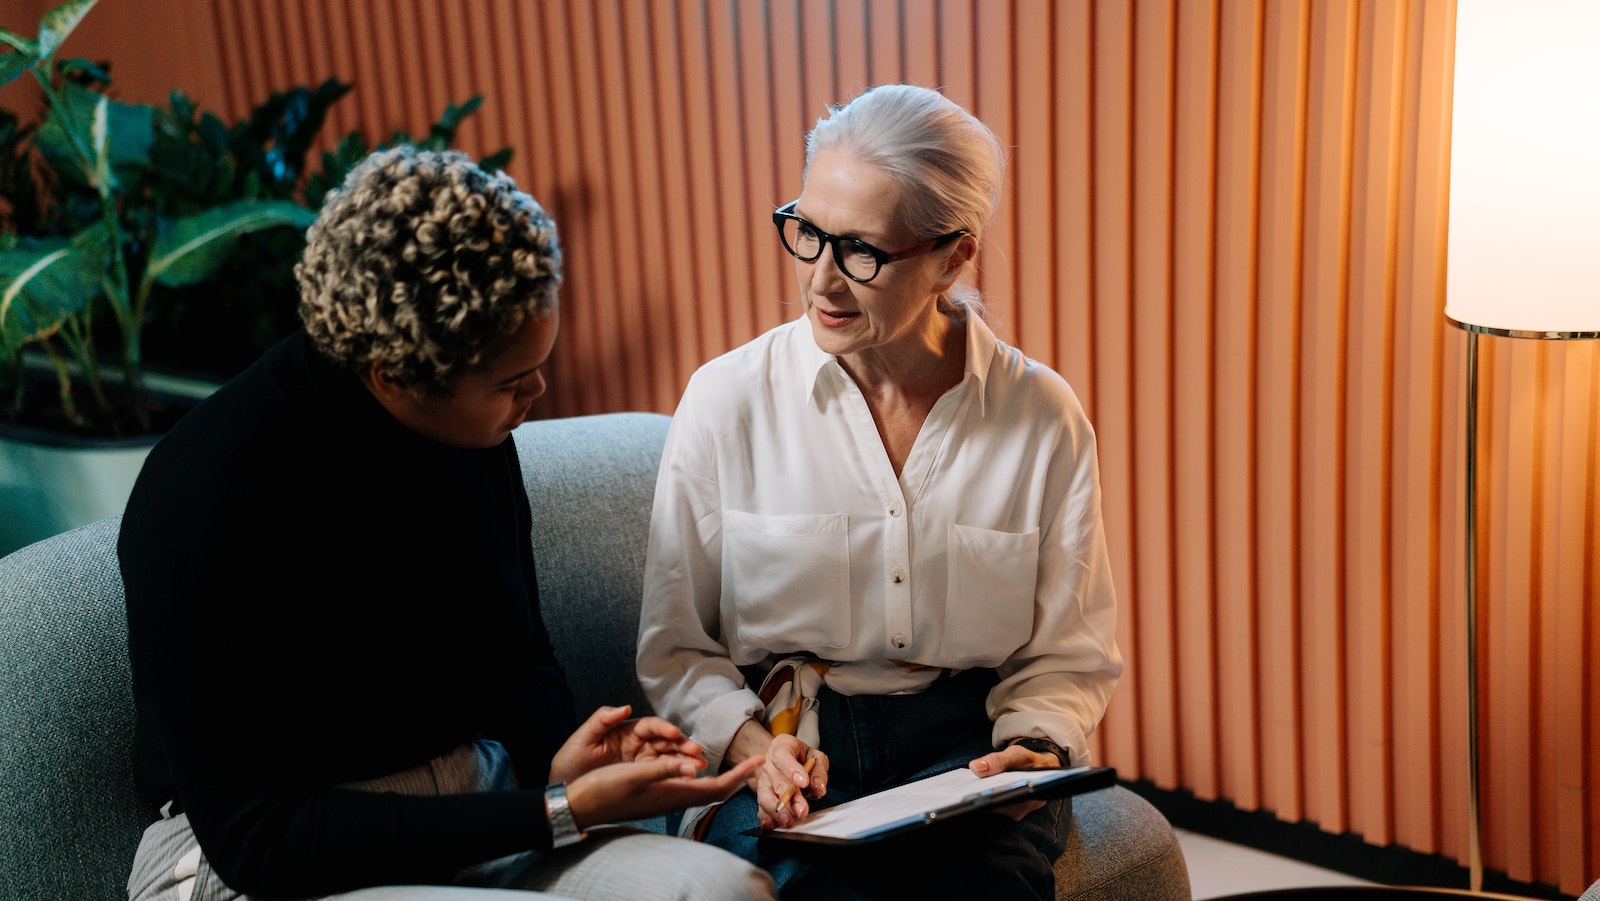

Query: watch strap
left=544, top=782, right=586, bottom=848
left=1008, top=736, right=1069, bottom=768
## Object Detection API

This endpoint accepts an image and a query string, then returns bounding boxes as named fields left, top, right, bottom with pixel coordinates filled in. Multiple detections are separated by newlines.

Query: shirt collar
left=794, top=309, right=998, bottom=416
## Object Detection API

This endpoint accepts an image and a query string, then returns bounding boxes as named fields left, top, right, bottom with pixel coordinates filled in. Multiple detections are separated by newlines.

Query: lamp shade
left=1445, top=0, right=1600, bottom=336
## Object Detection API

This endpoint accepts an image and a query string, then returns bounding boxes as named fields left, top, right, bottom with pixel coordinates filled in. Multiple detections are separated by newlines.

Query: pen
left=777, top=755, right=816, bottom=808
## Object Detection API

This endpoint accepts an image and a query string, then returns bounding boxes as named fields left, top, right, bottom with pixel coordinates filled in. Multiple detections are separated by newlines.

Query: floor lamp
left=1444, top=0, right=1600, bottom=894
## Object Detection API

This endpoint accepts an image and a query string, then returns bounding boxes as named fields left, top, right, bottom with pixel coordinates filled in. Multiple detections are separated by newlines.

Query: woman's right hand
left=563, top=753, right=763, bottom=831
left=728, top=721, right=828, bottom=829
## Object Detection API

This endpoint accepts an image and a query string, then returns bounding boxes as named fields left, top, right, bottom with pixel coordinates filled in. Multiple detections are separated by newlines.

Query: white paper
left=768, top=765, right=1094, bottom=841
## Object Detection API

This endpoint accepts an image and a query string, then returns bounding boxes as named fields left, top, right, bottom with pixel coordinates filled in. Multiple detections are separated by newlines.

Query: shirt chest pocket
left=722, top=509, right=851, bottom=651
left=941, top=523, right=1040, bottom=667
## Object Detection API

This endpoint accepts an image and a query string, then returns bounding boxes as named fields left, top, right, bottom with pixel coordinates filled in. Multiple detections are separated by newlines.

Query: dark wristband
left=1008, top=737, right=1069, bottom=768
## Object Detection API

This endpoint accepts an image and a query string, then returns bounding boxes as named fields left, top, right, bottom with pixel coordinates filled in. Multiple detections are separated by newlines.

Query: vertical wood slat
left=1390, top=0, right=1451, bottom=856
left=1439, top=328, right=1471, bottom=865
left=1299, top=0, right=1356, bottom=837
left=1051, top=0, right=1096, bottom=413
left=1130, top=0, right=1180, bottom=793
left=702, top=0, right=753, bottom=357
left=520, top=1, right=581, bottom=419
left=83, top=1, right=1599, bottom=893
left=558, top=0, right=599, bottom=419
left=435, top=3, right=484, bottom=161
left=1254, top=0, right=1303, bottom=819
left=1088, top=0, right=1143, bottom=784
left=740, top=0, right=788, bottom=340
left=407, top=1, right=448, bottom=140
left=975, top=3, right=1016, bottom=345
left=614, top=1, right=675, bottom=414
left=1584, top=347, right=1600, bottom=888
left=1494, top=340, right=1541, bottom=882
left=310, top=0, right=351, bottom=141
left=1544, top=344, right=1593, bottom=887
left=1013, top=0, right=1054, bottom=360
left=1168, top=0, right=1221, bottom=802
left=297, top=0, right=343, bottom=140
left=272, top=1, right=311, bottom=105
left=1050, top=0, right=1117, bottom=767
left=1345, top=0, right=1402, bottom=849
left=591, top=0, right=637, bottom=409
left=1213, top=0, right=1266, bottom=812
left=832, top=0, right=870, bottom=97
left=673, top=1, right=721, bottom=374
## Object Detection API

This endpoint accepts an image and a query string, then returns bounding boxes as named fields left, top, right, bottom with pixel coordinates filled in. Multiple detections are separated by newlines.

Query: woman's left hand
left=968, top=742, right=1061, bottom=776
left=549, top=704, right=707, bottom=784
left=966, top=742, right=1061, bottom=821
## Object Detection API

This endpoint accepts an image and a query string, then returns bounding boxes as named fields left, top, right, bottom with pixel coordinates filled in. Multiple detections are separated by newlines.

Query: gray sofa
left=0, top=411, right=1191, bottom=901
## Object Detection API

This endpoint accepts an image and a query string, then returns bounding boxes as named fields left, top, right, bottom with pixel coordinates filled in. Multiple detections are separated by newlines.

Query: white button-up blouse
left=636, top=314, right=1124, bottom=772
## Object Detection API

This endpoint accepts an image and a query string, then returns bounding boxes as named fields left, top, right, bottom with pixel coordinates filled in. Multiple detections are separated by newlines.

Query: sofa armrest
left=0, top=516, right=149, bottom=901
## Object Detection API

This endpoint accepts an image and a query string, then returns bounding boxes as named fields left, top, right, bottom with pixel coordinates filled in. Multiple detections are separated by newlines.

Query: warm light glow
left=1445, top=0, right=1600, bottom=334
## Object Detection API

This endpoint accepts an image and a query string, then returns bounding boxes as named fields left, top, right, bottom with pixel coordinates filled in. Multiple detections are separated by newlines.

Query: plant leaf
left=36, top=81, right=154, bottom=188
left=147, top=200, right=315, bottom=287
left=0, top=236, right=103, bottom=355
left=56, top=56, right=110, bottom=85
left=36, top=0, right=99, bottom=60
left=479, top=148, right=513, bottom=173
left=0, top=29, right=39, bottom=55
left=0, top=46, right=35, bottom=89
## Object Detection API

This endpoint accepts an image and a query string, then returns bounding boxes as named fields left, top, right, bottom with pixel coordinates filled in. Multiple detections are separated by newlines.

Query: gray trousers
left=127, top=741, right=775, bottom=901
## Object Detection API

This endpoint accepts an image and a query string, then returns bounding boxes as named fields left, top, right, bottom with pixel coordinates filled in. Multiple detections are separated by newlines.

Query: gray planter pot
left=0, top=427, right=157, bottom=557
left=0, top=370, right=218, bottom=558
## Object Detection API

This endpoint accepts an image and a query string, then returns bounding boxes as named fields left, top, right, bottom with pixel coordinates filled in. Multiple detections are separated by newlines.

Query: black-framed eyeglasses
left=772, top=201, right=967, bottom=283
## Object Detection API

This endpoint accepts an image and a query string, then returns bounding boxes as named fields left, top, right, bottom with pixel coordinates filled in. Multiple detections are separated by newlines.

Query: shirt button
left=892, top=633, right=908, bottom=649
left=888, top=500, right=903, bottom=517
left=890, top=567, right=906, bottom=584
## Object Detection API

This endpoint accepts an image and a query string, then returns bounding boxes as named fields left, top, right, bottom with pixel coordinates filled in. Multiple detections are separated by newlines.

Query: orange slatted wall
left=6, top=0, right=1595, bottom=894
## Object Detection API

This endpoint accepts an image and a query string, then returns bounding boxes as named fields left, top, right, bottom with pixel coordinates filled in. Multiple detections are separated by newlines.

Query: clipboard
left=751, top=764, right=1116, bottom=847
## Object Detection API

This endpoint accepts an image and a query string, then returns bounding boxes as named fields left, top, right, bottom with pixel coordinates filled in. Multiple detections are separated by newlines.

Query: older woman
left=636, top=84, right=1124, bottom=899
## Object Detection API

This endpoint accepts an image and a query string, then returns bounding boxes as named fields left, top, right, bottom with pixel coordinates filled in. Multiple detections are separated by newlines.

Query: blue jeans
left=700, top=669, right=1071, bottom=900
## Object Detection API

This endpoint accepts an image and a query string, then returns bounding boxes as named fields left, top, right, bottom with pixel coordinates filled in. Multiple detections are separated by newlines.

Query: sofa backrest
left=0, top=411, right=672, bottom=900
left=513, top=412, right=671, bottom=715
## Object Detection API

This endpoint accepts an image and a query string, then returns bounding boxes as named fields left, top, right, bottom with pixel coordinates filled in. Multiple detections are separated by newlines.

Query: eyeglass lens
left=778, top=217, right=883, bottom=281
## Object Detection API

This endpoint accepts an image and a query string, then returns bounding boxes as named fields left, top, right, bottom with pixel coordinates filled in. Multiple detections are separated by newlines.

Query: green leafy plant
left=0, top=0, right=513, bottom=438
left=0, top=0, right=315, bottom=437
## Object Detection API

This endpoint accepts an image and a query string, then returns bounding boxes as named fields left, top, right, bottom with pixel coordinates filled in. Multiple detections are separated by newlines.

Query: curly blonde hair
left=295, top=145, right=562, bottom=397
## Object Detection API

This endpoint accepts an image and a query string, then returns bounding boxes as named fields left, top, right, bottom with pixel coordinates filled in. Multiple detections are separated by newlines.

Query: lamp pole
left=1461, top=327, right=1482, bottom=894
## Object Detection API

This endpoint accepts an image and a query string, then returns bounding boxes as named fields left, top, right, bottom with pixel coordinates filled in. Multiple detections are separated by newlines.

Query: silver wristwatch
left=544, top=782, right=586, bottom=848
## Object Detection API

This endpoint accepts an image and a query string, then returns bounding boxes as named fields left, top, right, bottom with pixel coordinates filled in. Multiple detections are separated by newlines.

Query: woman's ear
left=935, top=234, right=979, bottom=289
left=359, top=361, right=404, bottom=403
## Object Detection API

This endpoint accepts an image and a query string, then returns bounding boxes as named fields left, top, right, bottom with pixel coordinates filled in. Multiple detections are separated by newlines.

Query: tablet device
left=752, top=764, right=1116, bottom=847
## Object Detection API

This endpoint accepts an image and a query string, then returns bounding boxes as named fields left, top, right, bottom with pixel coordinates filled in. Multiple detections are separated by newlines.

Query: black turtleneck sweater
left=119, top=331, right=578, bottom=896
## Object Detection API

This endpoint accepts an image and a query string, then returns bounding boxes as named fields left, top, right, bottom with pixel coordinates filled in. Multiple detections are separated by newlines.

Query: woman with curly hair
left=120, top=146, right=775, bottom=901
